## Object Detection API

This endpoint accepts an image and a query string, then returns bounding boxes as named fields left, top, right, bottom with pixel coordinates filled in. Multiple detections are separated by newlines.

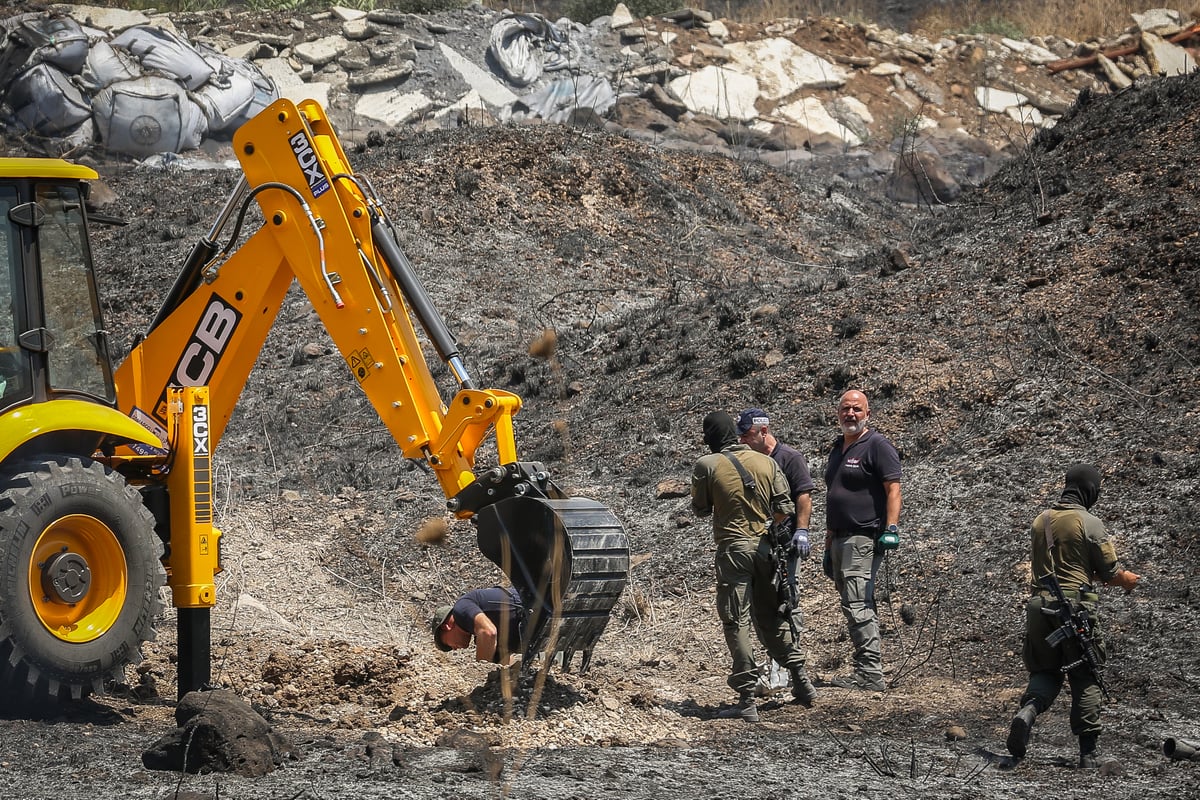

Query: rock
left=886, top=150, right=960, bottom=204
left=1132, top=9, right=1184, bottom=34
left=656, top=479, right=689, bottom=499
left=1097, top=53, right=1133, bottom=89
left=1141, top=31, right=1196, bottom=77
left=903, top=69, right=945, bottom=105
left=668, top=65, right=759, bottom=121
left=341, top=17, right=374, bottom=40
left=355, top=88, right=434, bottom=126
left=725, top=38, right=850, bottom=98
left=611, top=97, right=675, bottom=133
left=142, top=689, right=299, bottom=776
left=58, top=3, right=149, bottom=31
left=610, top=3, right=635, bottom=31
left=974, top=85, right=1030, bottom=114
left=293, top=35, right=349, bottom=67
left=1000, top=37, right=1060, bottom=65
left=645, top=84, right=689, bottom=120
left=706, top=19, right=729, bottom=40
left=346, top=61, right=415, bottom=89
left=776, top=97, right=863, bottom=149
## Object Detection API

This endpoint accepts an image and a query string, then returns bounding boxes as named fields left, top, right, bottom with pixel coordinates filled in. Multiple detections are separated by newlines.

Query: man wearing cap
left=737, top=407, right=816, bottom=694
left=692, top=410, right=817, bottom=722
left=823, top=389, right=902, bottom=692
left=431, top=586, right=525, bottom=665
left=737, top=407, right=815, bottom=559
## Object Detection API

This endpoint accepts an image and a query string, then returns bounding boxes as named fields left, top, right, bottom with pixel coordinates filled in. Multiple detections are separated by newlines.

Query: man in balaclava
left=1006, top=464, right=1140, bottom=768
left=691, top=410, right=817, bottom=722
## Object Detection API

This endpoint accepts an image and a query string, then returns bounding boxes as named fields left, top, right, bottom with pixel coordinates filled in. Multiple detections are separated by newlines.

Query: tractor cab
left=0, top=160, right=115, bottom=420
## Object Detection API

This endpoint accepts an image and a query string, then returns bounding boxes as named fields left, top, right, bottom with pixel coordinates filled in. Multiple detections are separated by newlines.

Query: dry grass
left=907, top=0, right=1198, bottom=41
left=486, top=0, right=1196, bottom=41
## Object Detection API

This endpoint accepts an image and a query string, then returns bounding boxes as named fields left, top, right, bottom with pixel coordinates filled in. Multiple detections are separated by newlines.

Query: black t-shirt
left=823, top=429, right=901, bottom=532
left=450, top=586, right=525, bottom=662
left=771, top=441, right=815, bottom=502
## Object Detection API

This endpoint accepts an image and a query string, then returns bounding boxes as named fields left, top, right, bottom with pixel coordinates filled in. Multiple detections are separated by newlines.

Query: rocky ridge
left=1, top=2, right=1197, bottom=202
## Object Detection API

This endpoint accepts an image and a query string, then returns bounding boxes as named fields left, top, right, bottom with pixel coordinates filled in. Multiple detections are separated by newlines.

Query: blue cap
left=736, top=408, right=769, bottom=434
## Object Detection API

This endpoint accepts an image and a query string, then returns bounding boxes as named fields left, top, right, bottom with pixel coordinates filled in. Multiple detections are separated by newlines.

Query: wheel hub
left=41, top=550, right=92, bottom=604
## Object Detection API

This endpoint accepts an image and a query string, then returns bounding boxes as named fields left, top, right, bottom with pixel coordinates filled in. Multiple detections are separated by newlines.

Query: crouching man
left=431, top=586, right=525, bottom=666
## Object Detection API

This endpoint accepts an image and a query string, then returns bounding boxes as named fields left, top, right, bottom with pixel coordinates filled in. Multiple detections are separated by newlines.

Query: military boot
left=790, top=668, right=817, bottom=708
left=1078, top=734, right=1101, bottom=768
left=1006, top=702, right=1039, bottom=760
left=717, top=693, right=759, bottom=723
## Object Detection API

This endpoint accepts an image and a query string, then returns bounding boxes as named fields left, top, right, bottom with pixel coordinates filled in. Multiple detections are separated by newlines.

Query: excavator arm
left=112, top=99, right=629, bottom=690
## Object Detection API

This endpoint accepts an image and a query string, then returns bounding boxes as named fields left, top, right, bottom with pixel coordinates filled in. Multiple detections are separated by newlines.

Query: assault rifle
left=1038, top=572, right=1110, bottom=700
left=770, top=516, right=801, bottom=639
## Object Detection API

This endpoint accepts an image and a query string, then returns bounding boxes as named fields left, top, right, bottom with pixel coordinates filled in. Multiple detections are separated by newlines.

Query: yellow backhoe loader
left=0, top=98, right=629, bottom=709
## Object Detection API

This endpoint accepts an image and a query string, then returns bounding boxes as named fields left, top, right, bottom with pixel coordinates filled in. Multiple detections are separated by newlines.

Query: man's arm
left=472, top=612, right=499, bottom=662
left=691, top=460, right=712, bottom=517
left=769, top=461, right=795, bottom=521
left=794, top=491, right=812, bottom=531
left=884, top=480, right=901, bottom=527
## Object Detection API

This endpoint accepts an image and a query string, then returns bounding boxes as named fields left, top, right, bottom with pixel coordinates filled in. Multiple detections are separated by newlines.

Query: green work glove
left=876, top=524, right=900, bottom=552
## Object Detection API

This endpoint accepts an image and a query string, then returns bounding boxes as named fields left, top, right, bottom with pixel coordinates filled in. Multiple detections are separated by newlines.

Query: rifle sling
left=720, top=450, right=772, bottom=536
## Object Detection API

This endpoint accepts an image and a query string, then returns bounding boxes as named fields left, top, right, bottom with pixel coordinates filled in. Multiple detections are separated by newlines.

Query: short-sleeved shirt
left=1029, top=502, right=1120, bottom=593
left=770, top=441, right=815, bottom=504
left=692, top=444, right=794, bottom=546
left=450, top=586, right=525, bottom=662
left=823, top=429, right=901, bottom=533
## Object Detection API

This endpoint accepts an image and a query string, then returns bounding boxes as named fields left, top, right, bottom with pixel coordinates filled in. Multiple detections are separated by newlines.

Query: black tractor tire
left=0, top=456, right=164, bottom=710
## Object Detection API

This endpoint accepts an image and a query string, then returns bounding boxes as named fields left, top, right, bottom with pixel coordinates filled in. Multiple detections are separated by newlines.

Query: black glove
left=790, top=528, right=811, bottom=560
left=822, top=548, right=834, bottom=580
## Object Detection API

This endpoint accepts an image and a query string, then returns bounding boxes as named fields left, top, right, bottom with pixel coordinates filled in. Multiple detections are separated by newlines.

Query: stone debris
left=0, top=2, right=1194, bottom=178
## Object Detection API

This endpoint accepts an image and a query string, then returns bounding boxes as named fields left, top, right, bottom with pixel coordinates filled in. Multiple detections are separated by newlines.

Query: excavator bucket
left=475, top=495, right=629, bottom=671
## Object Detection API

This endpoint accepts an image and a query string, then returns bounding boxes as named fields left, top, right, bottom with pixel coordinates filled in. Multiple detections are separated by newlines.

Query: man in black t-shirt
left=431, top=586, right=525, bottom=665
left=823, top=390, right=902, bottom=692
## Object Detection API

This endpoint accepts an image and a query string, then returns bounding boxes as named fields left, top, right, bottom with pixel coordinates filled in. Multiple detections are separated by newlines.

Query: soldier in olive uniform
left=1007, top=464, right=1140, bottom=768
left=691, top=410, right=816, bottom=722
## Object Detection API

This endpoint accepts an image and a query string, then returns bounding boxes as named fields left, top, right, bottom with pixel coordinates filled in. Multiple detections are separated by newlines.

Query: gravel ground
left=1, top=10, right=1198, bottom=800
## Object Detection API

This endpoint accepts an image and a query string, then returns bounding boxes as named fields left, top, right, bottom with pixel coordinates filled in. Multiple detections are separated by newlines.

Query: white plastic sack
left=223, top=60, right=278, bottom=132
left=111, top=25, right=213, bottom=91
left=15, top=13, right=90, bottom=74
left=509, top=74, right=614, bottom=124
left=191, top=44, right=277, bottom=134
left=79, top=40, right=142, bottom=93
left=92, top=76, right=208, bottom=157
left=754, top=659, right=791, bottom=697
left=488, top=13, right=577, bottom=87
left=8, top=62, right=91, bottom=134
